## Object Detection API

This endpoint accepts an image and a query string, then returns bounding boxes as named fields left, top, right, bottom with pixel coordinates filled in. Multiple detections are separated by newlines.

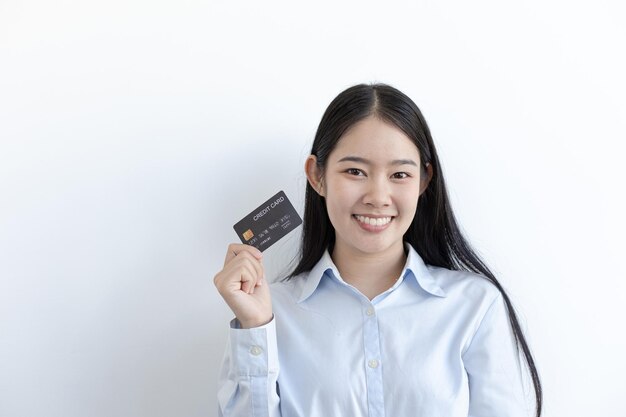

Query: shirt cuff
left=228, top=315, right=279, bottom=377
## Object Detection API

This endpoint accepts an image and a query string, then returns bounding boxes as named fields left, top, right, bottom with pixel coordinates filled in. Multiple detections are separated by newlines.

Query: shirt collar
left=296, top=250, right=338, bottom=303
left=296, top=243, right=446, bottom=303
left=403, top=243, right=446, bottom=297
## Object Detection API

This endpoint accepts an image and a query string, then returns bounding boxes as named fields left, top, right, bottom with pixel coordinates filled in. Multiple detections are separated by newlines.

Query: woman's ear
left=305, top=155, right=325, bottom=197
left=419, top=162, right=434, bottom=195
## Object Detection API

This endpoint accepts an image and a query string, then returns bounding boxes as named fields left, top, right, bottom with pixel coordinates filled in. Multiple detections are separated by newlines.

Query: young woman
left=214, top=83, right=542, bottom=417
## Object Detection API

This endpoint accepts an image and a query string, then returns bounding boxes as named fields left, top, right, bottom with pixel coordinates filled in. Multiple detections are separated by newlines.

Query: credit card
left=233, top=190, right=303, bottom=252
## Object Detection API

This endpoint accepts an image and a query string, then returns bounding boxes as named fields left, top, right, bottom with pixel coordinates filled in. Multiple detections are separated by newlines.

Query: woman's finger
left=224, top=243, right=263, bottom=265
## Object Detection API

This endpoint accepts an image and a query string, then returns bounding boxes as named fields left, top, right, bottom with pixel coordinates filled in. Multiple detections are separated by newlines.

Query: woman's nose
left=363, top=177, right=392, bottom=207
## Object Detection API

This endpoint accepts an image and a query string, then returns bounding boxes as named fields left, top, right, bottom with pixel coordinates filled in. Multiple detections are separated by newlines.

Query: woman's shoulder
left=427, top=264, right=502, bottom=305
left=268, top=271, right=309, bottom=303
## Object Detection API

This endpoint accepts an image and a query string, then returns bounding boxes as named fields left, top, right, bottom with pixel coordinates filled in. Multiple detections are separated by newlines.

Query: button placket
left=362, top=302, right=385, bottom=417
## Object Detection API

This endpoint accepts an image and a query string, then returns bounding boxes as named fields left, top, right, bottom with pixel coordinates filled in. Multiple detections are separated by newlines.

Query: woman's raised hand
left=213, top=243, right=273, bottom=329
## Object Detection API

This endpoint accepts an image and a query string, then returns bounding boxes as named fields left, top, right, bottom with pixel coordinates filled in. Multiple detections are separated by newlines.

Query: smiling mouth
left=353, top=215, right=394, bottom=227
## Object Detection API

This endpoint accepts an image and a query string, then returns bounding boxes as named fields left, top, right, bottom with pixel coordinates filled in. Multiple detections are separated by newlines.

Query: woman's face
left=313, top=116, right=428, bottom=260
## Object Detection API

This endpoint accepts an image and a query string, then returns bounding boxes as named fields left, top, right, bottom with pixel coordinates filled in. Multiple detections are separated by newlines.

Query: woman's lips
left=353, top=214, right=394, bottom=231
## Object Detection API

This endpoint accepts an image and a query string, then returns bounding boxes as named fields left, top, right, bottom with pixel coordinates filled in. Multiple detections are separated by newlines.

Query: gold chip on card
left=242, top=229, right=254, bottom=241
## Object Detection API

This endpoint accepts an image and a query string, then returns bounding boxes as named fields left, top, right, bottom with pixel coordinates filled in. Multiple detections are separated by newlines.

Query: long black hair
left=288, top=83, right=542, bottom=417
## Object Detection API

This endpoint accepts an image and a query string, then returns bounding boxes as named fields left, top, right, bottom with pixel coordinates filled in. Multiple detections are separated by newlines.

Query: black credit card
left=233, top=190, right=303, bottom=252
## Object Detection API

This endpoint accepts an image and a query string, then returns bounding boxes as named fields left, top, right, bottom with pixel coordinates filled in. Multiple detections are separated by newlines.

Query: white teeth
left=355, top=215, right=392, bottom=226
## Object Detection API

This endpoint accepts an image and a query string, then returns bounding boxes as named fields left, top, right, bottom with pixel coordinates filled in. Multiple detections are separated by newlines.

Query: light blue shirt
left=217, top=244, right=530, bottom=416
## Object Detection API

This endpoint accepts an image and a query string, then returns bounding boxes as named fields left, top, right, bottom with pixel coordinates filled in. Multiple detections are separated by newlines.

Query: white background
left=1, top=1, right=625, bottom=416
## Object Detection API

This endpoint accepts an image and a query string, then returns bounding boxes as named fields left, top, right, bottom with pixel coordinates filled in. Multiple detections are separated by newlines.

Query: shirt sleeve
left=463, top=293, right=531, bottom=417
left=217, top=316, right=281, bottom=417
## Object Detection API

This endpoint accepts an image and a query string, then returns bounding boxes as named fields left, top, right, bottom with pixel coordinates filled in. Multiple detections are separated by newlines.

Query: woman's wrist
left=239, top=314, right=273, bottom=329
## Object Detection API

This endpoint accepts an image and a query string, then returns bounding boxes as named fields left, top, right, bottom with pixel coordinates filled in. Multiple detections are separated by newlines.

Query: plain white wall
left=1, top=0, right=625, bottom=416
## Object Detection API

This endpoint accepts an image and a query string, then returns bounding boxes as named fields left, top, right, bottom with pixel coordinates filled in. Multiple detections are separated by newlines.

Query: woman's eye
left=392, top=172, right=410, bottom=179
left=346, top=168, right=364, bottom=176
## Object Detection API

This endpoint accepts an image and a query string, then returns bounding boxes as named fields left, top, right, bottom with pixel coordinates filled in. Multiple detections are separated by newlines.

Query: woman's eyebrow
left=337, top=156, right=418, bottom=166
left=391, top=158, right=419, bottom=167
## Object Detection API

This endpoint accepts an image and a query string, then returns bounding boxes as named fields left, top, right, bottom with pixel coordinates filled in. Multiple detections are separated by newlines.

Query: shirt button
left=249, top=346, right=263, bottom=356
left=366, top=307, right=375, bottom=316
left=368, top=359, right=379, bottom=369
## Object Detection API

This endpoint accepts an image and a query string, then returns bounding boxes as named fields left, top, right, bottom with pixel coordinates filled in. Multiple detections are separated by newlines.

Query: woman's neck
left=331, top=241, right=407, bottom=300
